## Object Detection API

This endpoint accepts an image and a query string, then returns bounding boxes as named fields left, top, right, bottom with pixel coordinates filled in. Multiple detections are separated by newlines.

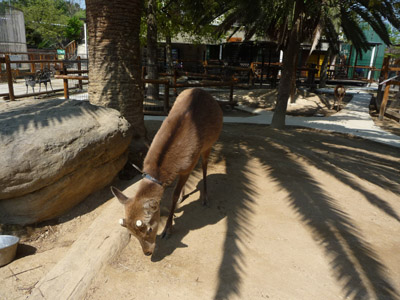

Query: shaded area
left=0, top=99, right=105, bottom=140
left=212, top=140, right=257, bottom=300
left=217, top=124, right=399, bottom=299
left=142, top=120, right=400, bottom=299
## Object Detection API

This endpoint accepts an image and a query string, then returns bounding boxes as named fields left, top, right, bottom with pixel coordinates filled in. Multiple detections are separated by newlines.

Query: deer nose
left=144, top=251, right=153, bottom=256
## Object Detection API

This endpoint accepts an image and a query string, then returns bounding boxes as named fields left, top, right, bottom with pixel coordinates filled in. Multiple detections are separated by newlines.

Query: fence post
left=5, top=55, right=15, bottom=101
left=173, top=69, right=178, bottom=96
left=62, top=62, right=69, bottom=99
left=164, top=82, right=170, bottom=115
left=230, top=82, right=234, bottom=102
left=376, top=56, right=390, bottom=110
left=40, top=54, right=44, bottom=71
left=29, top=53, right=35, bottom=73
left=379, top=83, right=391, bottom=121
left=77, top=56, right=83, bottom=90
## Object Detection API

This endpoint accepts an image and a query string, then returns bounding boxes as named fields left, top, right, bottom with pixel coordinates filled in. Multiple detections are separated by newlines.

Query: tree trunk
left=146, top=0, right=159, bottom=101
left=271, top=20, right=301, bottom=129
left=289, top=51, right=299, bottom=103
left=165, top=34, right=173, bottom=75
left=86, top=0, right=147, bottom=165
left=319, top=47, right=332, bottom=88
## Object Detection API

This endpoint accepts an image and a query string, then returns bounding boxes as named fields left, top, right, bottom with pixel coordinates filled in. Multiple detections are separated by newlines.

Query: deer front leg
left=201, top=148, right=212, bottom=206
left=161, top=173, right=190, bottom=238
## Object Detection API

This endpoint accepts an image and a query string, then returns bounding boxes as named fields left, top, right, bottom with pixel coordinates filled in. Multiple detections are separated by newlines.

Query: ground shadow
left=15, top=244, right=37, bottom=259
left=151, top=174, right=229, bottom=262
left=145, top=121, right=399, bottom=300
left=238, top=125, right=399, bottom=299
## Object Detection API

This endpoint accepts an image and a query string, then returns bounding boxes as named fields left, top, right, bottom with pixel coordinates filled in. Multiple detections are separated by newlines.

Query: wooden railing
left=0, top=54, right=88, bottom=101
left=376, top=57, right=400, bottom=120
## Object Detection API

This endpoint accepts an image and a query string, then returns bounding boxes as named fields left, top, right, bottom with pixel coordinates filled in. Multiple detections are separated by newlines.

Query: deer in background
left=333, top=85, right=346, bottom=111
left=111, top=88, right=223, bottom=256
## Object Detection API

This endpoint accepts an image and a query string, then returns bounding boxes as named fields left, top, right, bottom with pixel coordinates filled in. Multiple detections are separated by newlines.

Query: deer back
left=334, top=85, right=346, bottom=99
left=143, top=88, right=223, bottom=185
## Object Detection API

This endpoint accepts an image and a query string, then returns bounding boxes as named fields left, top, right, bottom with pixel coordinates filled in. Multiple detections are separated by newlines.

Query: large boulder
left=0, top=98, right=132, bottom=225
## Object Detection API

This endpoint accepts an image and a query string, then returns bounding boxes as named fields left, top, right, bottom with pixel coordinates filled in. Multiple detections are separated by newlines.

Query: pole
left=77, top=56, right=83, bottom=90
left=367, top=45, right=376, bottom=81
left=5, top=55, right=15, bottom=101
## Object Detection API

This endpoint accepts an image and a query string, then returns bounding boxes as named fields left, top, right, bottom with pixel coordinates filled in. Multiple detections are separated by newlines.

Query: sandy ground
left=1, top=90, right=400, bottom=300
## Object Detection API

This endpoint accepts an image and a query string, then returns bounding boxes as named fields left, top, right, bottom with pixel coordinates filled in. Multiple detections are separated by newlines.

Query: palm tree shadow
left=0, top=99, right=106, bottom=141
left=151, top=170, right=256, bottom=266
left=147, top=135, right=257, bottom=300
left=151, top=174, right=225, bottom=262
left=248, top=128, right=399, bottom=299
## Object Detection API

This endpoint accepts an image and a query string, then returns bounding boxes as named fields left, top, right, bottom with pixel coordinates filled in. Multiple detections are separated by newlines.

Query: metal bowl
left=0, top=235, right=20, bottom=267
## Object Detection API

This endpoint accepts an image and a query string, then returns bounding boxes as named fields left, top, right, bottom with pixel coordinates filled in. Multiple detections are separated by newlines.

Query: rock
left=0, top=98, right=132, bottom=225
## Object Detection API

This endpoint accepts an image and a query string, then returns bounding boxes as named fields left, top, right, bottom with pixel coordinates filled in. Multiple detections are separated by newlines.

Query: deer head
left=111, top=185, right=162, bottom=256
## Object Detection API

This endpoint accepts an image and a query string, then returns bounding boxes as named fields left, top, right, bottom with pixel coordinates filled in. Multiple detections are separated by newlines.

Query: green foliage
left=213, top=0, right=400, bottom=56
left=11, top=0, right=85, bottom=48
left=140, top=0, right=226, bottom=46
left=65, top=16, right=83, bottom=41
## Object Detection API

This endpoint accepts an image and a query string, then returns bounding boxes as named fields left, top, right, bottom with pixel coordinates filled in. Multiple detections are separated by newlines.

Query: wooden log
left=28, top=193, right=132, bottom=300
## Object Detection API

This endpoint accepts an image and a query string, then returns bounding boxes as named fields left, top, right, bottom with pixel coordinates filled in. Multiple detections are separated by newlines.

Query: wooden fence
left=375, top=57, right=400, bottom=121
left=0, top=54, right=87, bottom=101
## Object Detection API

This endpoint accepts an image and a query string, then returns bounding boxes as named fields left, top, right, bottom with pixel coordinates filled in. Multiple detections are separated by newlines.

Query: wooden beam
left=55, top=75, right=89, bottom=80
left=172, top=81, right=236, bottom=88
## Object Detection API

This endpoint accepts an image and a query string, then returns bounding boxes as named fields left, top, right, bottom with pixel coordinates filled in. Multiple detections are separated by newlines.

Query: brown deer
left=333, top=85, right=346, bottom=111
left=111, top=88, right=223, bottom=256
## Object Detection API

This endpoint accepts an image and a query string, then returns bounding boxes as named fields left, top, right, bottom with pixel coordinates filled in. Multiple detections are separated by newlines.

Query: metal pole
left=367, top=45, right=376, bottom=81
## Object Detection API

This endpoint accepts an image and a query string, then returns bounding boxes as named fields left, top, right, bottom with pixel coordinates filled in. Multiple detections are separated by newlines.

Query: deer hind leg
left=201, top=148, right=212, bottom=206
left=161, top=172, right=191, bottom=238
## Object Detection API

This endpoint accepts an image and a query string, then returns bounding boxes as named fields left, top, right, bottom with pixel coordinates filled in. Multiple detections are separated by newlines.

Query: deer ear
left=111, top=186, right=129, bottom=204
left=143, top=199, right=158, bottom=213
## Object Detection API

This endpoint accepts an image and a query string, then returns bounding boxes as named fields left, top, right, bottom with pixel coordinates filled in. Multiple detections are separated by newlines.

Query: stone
left=0, top=98, right=132, bottom=225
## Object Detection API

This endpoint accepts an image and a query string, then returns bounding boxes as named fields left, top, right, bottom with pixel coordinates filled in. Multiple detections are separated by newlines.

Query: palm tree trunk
left=271, top=19, right=301, bottom=129
left=146, top=0, right=159, bottom=100
left=86, top=0, right=147, bottom=164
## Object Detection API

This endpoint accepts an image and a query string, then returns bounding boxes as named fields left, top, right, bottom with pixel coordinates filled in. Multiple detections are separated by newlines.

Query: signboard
left=57, top=49, right=65, bottom=60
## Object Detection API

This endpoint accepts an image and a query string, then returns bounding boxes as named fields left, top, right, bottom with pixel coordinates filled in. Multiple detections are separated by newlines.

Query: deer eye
left=136, top=220, right=143, bottom=227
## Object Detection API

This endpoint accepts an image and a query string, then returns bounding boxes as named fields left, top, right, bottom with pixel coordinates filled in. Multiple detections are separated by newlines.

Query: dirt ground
left=1, top=89, right=400, bottom=300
